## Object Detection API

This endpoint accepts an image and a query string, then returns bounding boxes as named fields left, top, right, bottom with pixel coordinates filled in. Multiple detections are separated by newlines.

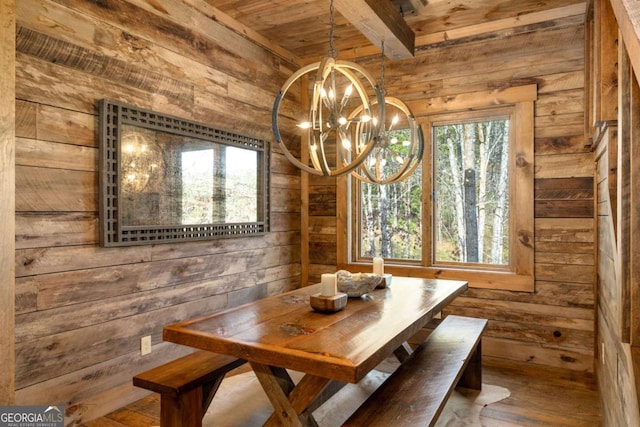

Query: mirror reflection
left=120, top=124, right=259, bottom=227
left=99, top=99, right=269, bottom=246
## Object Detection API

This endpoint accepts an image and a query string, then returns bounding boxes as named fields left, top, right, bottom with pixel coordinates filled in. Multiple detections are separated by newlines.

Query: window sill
left=337, top=263, right=534, bottom=292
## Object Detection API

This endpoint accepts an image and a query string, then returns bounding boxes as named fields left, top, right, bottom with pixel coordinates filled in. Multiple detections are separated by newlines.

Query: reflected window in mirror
left=99, top=100, right=269, bottom=246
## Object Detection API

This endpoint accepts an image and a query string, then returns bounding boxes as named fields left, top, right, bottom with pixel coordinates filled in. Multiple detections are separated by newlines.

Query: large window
left=432, top=114, right=510, bottom=268
left=339, top=89, right=535, bottom=291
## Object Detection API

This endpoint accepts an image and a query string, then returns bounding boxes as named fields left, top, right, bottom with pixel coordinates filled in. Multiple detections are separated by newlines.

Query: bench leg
left=457, top=340, right=482, bottom=390
left=202, top=375, right=225, bottom=414
left=161, top=388, right=203, bottom=427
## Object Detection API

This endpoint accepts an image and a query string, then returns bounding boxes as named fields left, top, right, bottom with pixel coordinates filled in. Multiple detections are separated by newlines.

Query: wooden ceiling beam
left=333, top=0, right=415, bottom=60
left=333, top=3, right=586, bottom=61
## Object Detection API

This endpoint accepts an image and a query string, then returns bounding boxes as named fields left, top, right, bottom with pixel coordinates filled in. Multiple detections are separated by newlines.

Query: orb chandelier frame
left=271, top=0, right=385, bottom=177
left=350, top=96, right=424, bottom=184
left=350, top=41, right=424, bottom=185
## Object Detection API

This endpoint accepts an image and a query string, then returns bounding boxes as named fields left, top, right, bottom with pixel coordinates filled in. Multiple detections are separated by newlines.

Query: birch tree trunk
left=404, top=180, right=413, bottom=259
left=463, top=123, right=478, bottom=262
left=364, top=183, right=376, bottom=256
left=477, top=122, right=488, bottom=263
left=446, top=134, right=466, bottom=261
left=380, top=183, right=391, bottom=257
left=491, top=132, right=510, bottom=264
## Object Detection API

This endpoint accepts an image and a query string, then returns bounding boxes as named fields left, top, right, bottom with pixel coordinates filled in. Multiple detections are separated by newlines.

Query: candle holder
left=310, top=292, right=348, bottom=313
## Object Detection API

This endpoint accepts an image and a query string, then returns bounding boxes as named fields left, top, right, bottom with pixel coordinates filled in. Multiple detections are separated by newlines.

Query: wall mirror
left=99, top=99, right=269, bottom=246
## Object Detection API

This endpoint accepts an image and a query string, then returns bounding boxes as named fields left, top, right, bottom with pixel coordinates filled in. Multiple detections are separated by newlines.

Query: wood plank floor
left=81, top=357, right=602, bottom=426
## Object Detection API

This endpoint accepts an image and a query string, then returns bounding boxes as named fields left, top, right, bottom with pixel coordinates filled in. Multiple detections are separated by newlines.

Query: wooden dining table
left=163, top=276, right=468, bottom=426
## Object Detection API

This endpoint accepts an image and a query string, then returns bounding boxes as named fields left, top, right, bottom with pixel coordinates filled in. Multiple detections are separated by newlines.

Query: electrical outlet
left=141, top=335, right=152, bottom=355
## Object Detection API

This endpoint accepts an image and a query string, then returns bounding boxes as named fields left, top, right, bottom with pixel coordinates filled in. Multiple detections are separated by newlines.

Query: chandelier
left=272, top=0, right=385, bottom=177
left=350, top=97, right=423, bottom=184
left=351, top=42, right=424, bottom=184
left=120, top=129, right=161, bottom=193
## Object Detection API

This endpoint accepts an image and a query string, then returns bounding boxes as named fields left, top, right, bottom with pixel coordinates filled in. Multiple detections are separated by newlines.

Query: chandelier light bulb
left=345, top=84, right=353, bottom=96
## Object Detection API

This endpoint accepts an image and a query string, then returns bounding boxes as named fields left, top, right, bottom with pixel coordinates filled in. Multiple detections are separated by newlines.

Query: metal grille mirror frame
left=99, top=99, right=270, bottom=247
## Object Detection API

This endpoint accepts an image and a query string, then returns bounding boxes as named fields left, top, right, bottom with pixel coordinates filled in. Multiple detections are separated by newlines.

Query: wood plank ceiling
left=208, top=0, right=587, bottom=64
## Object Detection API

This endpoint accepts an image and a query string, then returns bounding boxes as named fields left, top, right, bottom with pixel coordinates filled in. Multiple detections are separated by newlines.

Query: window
left=432, top=114, right=510, bottom=268
left=338, top=87, right=535, bottom=291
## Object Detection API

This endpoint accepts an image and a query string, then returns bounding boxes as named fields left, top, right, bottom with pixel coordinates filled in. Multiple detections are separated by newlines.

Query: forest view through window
left=357, top=116, right=511, bottom=268
left=433, top=118, right=510, bottom=266
left=359, top=162, right=423, bottom=261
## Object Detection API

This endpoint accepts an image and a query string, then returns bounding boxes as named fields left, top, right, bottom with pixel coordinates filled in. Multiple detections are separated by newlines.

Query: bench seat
left=344, top=315, right=488, bottom=427
left=133, top=350, right=246, bottom=427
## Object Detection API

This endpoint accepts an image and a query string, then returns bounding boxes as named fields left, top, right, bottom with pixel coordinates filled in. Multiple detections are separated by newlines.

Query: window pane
left=358, top=162, right=422, bottom=261
left=433, top=119, right=510, bottom=265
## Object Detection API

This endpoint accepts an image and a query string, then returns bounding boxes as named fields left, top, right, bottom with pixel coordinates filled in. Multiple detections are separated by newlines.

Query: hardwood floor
left=81, top=357, right=601, bottom=426
left=480, top=358, right=601, bottom=426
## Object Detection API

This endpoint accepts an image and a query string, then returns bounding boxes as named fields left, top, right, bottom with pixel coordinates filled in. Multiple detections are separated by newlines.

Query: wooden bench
left=344, top=315, right=488, bottom=427
left=133, top=350, right=246, bottom=427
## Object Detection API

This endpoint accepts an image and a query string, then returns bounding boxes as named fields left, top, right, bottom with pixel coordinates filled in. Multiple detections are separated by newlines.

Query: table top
left=163, top=277, right=467, bottom=383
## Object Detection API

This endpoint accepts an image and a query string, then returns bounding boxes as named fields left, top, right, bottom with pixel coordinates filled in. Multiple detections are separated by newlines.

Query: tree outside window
left=433, top=118, right=510, bottom=266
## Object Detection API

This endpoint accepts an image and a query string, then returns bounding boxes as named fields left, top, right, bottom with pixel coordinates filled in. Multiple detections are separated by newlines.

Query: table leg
left=393, top=341, right=413, bottom=362
left=250, top=362, right=331, bottom=427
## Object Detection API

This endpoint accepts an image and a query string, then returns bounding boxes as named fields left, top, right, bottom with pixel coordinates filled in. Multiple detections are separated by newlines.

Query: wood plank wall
left=308, top=15, right=596, bottom=371
left=595, top=125, right=640, bottom=425
left=0, top=0, right=16, bottom=405
left=591, top=0, right=640, bottom=423
left=14, top=0, right=301, bottom=422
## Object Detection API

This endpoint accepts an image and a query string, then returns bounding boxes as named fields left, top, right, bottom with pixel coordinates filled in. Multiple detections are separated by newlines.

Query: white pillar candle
left=321, top=273, right=337, bottom=297
left=373, top=257, right=384, bottom=275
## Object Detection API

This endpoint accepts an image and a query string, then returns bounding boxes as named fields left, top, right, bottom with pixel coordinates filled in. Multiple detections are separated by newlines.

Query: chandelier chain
left=380, top=40, right=386, bottom=96
left=328, top=0, right=337, bottom=58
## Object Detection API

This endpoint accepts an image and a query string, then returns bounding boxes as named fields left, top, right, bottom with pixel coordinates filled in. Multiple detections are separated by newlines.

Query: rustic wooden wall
left=308, top=14, right=596, bottom=371
left=0, top=0, right=16, bottom=405
left=14, top=0, right=301, bottom=422
left=594, top=124, right=640, bottom=426
left=591, top=0, right=640, bottom=423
